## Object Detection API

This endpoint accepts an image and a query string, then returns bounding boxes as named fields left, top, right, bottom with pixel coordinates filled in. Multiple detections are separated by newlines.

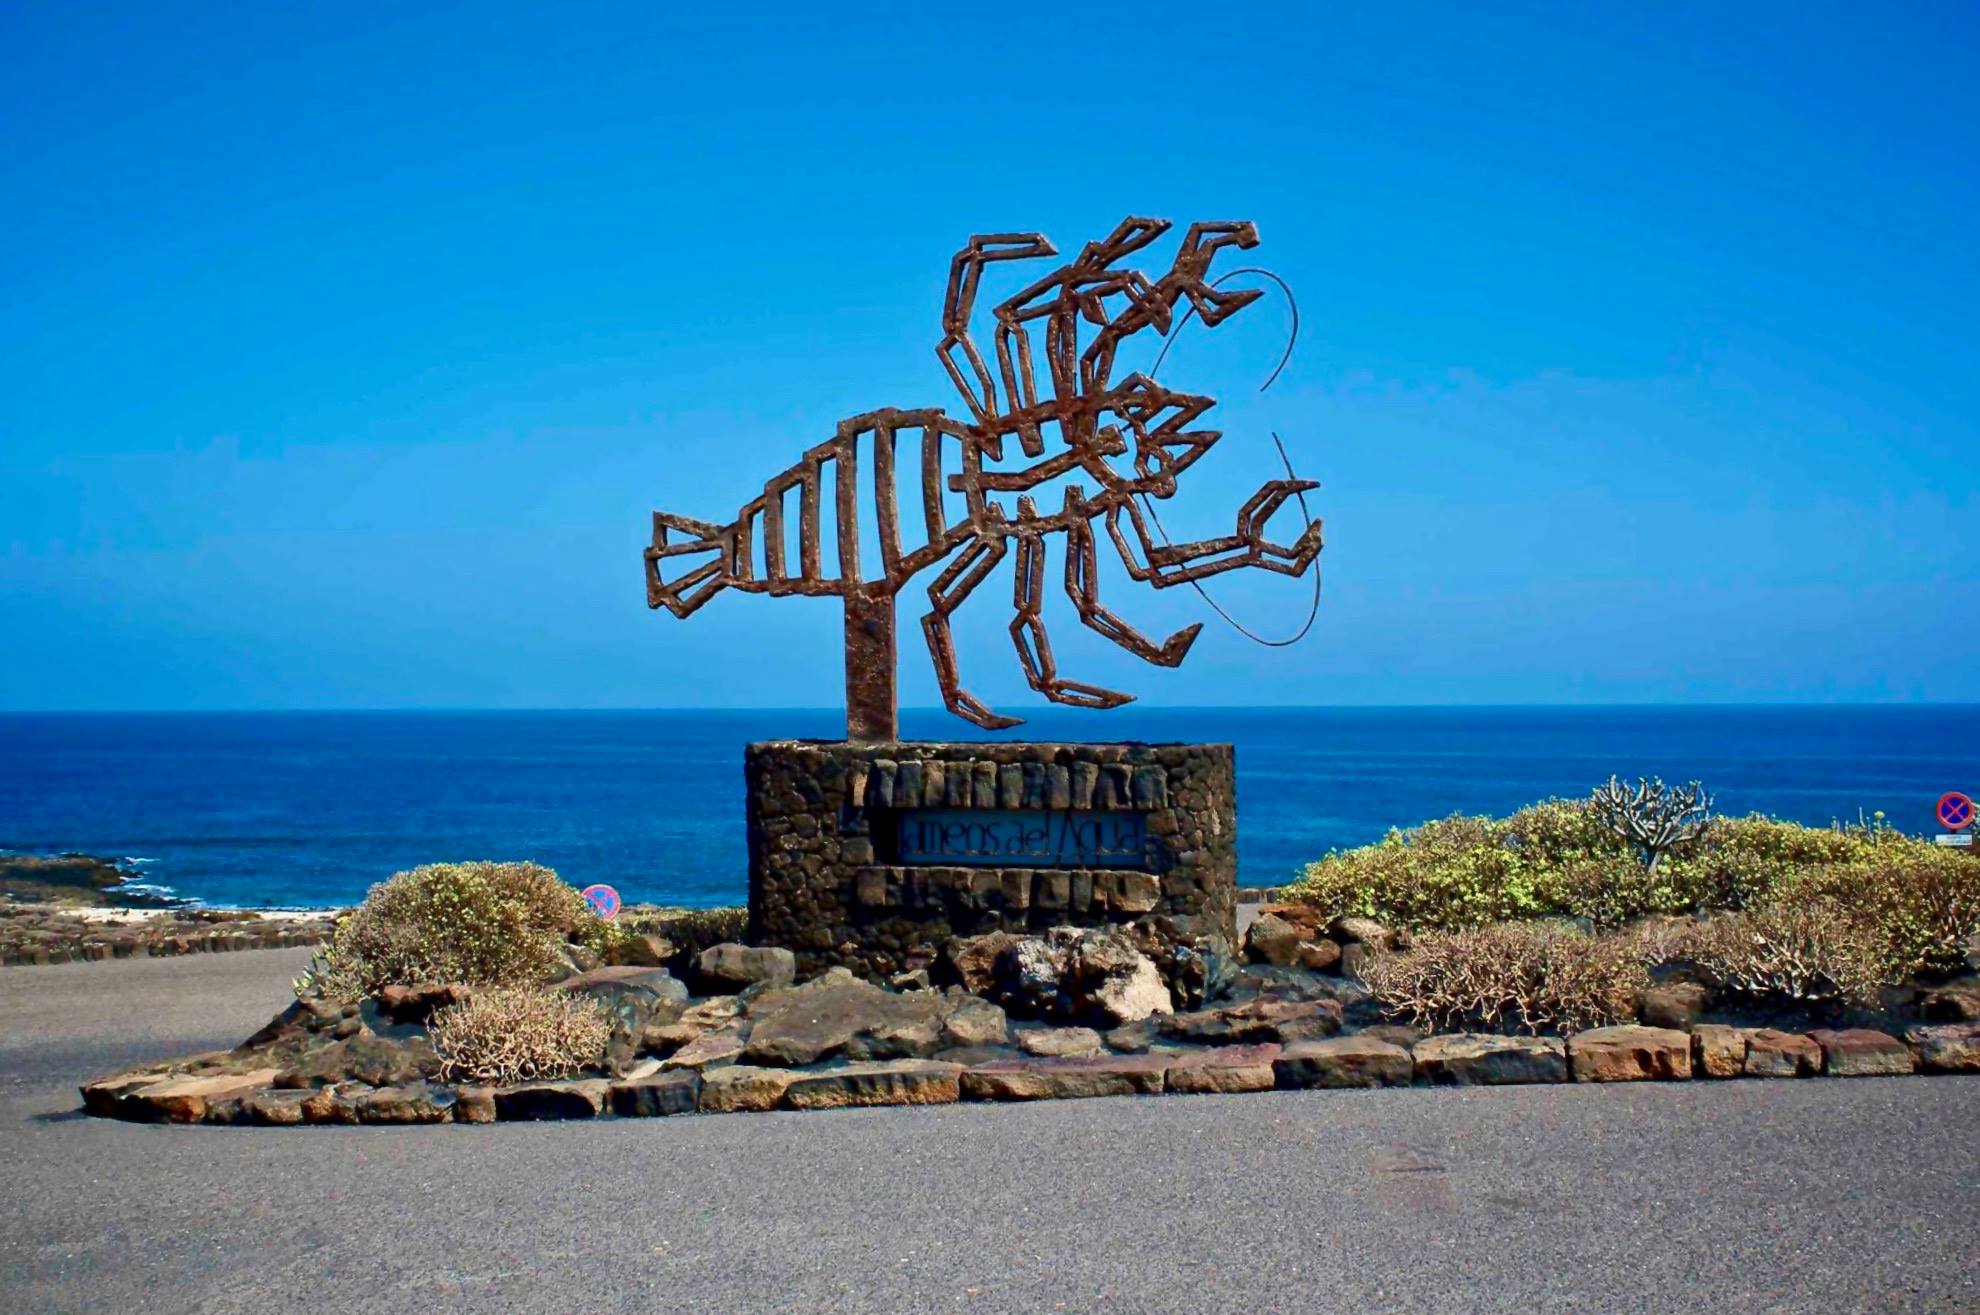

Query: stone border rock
left=83, top=1019, right=1979, bottom=1126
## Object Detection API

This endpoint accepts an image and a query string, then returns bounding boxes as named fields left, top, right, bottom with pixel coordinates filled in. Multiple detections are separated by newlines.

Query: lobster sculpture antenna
left=643, top=217, right=1324, bottom=742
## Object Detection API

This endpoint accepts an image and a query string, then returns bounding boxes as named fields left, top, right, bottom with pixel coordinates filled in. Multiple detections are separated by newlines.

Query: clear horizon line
left=4, top=701, right=1979, bottom=715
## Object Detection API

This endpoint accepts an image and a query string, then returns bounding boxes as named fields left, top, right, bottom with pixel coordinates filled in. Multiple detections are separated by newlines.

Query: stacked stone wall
left=745, top=740, right=1237, bottom=979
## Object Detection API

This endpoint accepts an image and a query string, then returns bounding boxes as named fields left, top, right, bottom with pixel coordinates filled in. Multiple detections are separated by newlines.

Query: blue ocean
left=0, top=707, right=1974, bottom=910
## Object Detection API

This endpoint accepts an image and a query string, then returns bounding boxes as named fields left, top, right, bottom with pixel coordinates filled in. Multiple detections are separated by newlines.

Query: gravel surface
left=4, top=951, right=1978, bottom=1315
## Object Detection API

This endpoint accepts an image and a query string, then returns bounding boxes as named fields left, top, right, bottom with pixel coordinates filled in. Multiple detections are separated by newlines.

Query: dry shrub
left=304, top=861, right=598, bottom=999
left=1655, top=848, right=1980, bottom=1008
left=1628, top=915, right=1695, bottom=968
left=428, top=986, right=610, bottom=1085
left=1363, top=922, right=1646, bottom=1036
left=1672, top=904, right=1888, bottom=1007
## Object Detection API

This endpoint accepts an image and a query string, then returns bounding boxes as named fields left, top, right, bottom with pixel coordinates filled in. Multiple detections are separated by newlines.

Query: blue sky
left=2, top=2, right=1975, bottom=710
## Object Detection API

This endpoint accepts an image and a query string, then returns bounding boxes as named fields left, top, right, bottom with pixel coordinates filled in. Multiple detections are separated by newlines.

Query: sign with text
left=896, top=809, right=1149, bottom=868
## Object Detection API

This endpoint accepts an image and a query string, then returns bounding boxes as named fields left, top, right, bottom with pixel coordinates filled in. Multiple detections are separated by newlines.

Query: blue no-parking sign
left=580, top=883, right=622, bottom=920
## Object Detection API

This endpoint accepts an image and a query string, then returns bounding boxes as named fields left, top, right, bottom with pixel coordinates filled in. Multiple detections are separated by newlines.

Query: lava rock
left=275, top=1035, right=440, bottom=1089
left=80, top=1069, right=174, bottom=1118
left=783, top=1060, right=964, bottom=1109
left=696, top=943, right=797, bottom=993
left=1412, top=1034, right=1567, bottom=1086
left=1690, top=1024, right=1749, bottom=1079
left=1567, top=1026, right=1693, bottom=1082
left=1164, top=1044, right=1283, bottom=1093
left=299, top=1083, right=365, bottom=1124
left=1156, top=997, right=1342, bottom=1046
left=1327, top=917, right=1397, bottom=952
left=1743, top=1029, right=1821, bottom=1078
left=610, top=1070, right=703, bottom=1116
left=1017, top=1026, right=1104, bottom=1057
left=1637, top=983, right=1710, bottom=1031
left=1273, top=1036, right=1413, bottom=1089
left=1244, top=904, right=1340, bottom=973
left=940, top=932, right=1023, bottom=995
left=999, top=938, right=1069, bottom=1016
left=236, top=1000, right=317, bottom=1052
left=243, top=1088, right=316, bottom=1126
left=1226, top=964, right=1345, bottom=1004
left=357, top=1082, right=457, bottom=1124
left=1808, top=1028, right=1915, bottom=1077
left=493, top=1079, right=610, bottom=1120
left=1906, top=1022, right=1980, bottom=1074
left=1917, top=984, right=1980, bottom=1022
left=121, top=1069, right=283, bottom=1124
left=1120, top=915, right=1239, bottom=1008
left=939, top=992, right=1010, bottom=1048
left=1063, top=932, right=1173, bottom=1026
left=741, top=974, right=951, bottom=1066
left=659, top=1027, right=747, bottom=1072
left=454, top=1087, right=497, bottom=1124
left=961, top=1053, right=1170, bottom=1101
left=698, top=1065, right=798, bottom=1113
left=555, top=966, right=690, bottom=1075
left=376, top=982, right=470, bottom=1025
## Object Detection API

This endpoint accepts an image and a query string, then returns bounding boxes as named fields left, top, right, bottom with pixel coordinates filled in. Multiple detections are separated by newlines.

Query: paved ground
left=3, top=952, right=1978, bottom=1315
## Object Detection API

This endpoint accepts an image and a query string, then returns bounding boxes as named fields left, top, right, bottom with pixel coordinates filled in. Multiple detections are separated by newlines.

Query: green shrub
left=428, top=986, right=610, bottom=1084
left=1285, top=814, right=1549, bottom=932
left=1658, top=814, right=1874, bottom=911
left=1363, top=921, right=1646, bottom=1036
left=1284, top=795, right=1965, bottom=956
left=1533, top=855, right=1686, bottom=931
left=1501, top=798, right=1617, bottom=867
left=301, top=861, right=603, bottom=1000
left=1772, top=848, right=1980, bottom=979
left=1287, top=800, right=1646, bottom=932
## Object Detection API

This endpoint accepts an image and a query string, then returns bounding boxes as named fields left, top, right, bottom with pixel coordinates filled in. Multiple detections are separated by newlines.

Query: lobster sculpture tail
left=644, top=512, right=735, bottom=620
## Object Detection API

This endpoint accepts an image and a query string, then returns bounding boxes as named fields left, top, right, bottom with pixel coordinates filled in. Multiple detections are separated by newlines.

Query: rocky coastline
left=0, top=852, right=183, bottom=907
left=0, top=849, right=347, bottom=966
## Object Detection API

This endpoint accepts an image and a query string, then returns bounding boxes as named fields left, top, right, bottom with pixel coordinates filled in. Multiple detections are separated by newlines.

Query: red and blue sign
left=580, top=883, right=622, bottom=920
left=1938, top=792, right=1975, bottom=833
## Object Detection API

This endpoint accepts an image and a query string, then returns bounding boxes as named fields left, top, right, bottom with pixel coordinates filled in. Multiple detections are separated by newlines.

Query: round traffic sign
left=1939, top=792, right=1975, bottom=833
left=580, top=883, right=622, bottom=920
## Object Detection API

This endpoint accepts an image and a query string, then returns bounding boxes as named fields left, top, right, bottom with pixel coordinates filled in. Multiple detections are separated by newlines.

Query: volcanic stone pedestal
left=744, top=741, right=1238, bottom=980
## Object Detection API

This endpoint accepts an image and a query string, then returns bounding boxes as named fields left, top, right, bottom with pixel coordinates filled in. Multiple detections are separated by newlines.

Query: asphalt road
left=3, top=951, right=1978, bottom=1315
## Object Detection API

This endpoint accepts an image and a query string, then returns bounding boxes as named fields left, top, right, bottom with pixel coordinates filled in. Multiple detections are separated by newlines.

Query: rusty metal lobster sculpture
left=644, top=217, right=1323, bottom=741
